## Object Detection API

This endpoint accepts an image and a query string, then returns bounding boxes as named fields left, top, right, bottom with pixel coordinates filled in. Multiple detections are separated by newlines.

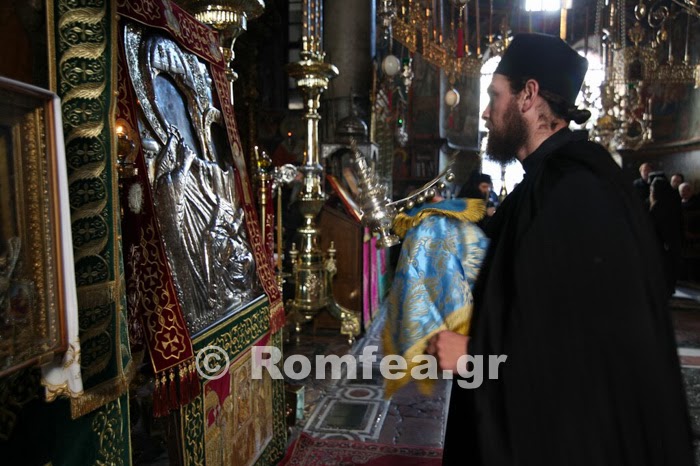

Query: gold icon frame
left=0, top=76, right=75, bottom=377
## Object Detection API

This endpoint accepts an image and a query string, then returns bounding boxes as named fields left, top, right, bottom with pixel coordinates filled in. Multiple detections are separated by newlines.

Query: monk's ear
left=520, top=79, right=539, bottom=112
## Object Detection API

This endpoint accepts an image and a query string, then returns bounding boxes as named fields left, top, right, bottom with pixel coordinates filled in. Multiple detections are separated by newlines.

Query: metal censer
left=349, top=139, right=454, bottom=249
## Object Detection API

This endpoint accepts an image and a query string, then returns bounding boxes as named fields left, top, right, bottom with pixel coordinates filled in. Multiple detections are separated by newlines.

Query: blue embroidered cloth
left=383, top=198, right=488, bottom=396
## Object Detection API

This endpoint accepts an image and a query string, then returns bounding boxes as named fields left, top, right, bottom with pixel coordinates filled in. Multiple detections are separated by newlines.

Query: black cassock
left=443, top=129, right=694, bottom=466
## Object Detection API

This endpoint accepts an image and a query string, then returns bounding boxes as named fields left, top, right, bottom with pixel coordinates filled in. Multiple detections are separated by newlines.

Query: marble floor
left=282, top=309, right=449, bottom=449
left=673, top=283, right=700, bottom=465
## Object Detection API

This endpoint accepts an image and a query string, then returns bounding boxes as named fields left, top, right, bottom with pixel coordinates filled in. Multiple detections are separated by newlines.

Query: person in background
left=633, top=162, right=653, bottom=204
left=671, top=172, right=685, bottom=190
left=459, top=171, right=498, bottom=227
left=478, top=173, right=500, bottom=211
left=649, top=176, right=683, bottom=297
left=679, top=182, right=700, bottom=282
left=427, top=33, right=693, bottom=466
left=680, top=181, right=699, bottom=208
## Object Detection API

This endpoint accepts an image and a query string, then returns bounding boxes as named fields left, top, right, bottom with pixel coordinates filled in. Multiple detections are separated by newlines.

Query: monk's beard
left=485, top=101, right=527, bottom=165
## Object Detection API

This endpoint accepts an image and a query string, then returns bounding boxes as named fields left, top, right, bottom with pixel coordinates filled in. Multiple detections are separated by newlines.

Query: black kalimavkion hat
left=495, top=33, right=588, bottom=108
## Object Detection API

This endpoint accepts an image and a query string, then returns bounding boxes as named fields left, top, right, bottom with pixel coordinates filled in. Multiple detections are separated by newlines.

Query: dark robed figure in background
left=427, top=34, right=694, bottom=465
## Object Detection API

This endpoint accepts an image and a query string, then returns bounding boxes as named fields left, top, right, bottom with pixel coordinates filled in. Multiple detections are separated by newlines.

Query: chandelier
left=378, top=0, right=699, bottom=155
left=392, top=0, right=483, bottom=81
left=671, top=0, right=700, bottom=18
left=591, top=0, right=699, bottom=152
left=378, top=0, right=488, bottom=149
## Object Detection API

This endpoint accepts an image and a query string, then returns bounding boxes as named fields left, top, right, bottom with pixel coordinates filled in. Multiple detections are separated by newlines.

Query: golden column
left=285, top=0, right=360, bottom=344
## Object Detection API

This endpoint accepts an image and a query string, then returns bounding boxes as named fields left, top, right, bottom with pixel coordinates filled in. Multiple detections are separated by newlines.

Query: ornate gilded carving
left=389, top=2, right=480, bottom=78
left=0, top=107, right=57, bottom=374
left=611, top=46, right=657, bottom=84
left=393, top=18, right=418, bottom=53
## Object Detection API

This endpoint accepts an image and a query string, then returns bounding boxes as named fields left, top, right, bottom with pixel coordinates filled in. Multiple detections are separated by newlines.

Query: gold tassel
left=168, top=368, right=178, bottom=410
left=179, top=364, right=189, bottom=404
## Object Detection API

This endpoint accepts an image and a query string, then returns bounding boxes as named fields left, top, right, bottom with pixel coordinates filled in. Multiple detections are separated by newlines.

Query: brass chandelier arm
left=670, top=0, right=700, bottom=20
left=388, top=165, right=455, bottom=210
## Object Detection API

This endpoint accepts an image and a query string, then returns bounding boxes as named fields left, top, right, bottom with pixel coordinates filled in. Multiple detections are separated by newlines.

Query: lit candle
left=584, top=5, right=589, bottom=56
left=560, top=8, right=567, bottom=40
left=475, top=0, right=480, bottom=56
left=437, top=0, right=441, bottom=43
left=464, top=1, right=469, bottom=55
left=277, top=186, right=283, bottom=272
left=318, top=0, right=323, bottom=52
left=309, top=0, right=315, bottom=52
left=302, top=0, right=309, bottom=42
left=489, top=0, right=493, bottom=43
left=684, top=13, right=690, bottom=64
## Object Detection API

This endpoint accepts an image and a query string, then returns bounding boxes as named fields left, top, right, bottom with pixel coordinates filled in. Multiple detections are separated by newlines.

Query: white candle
left=302, top=0, right=309, bottom=44
left=318, top=0, right=323, bottom=52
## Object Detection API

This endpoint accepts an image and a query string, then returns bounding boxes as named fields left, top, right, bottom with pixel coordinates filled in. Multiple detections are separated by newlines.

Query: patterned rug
left=279, top=433, right=443, bottom=465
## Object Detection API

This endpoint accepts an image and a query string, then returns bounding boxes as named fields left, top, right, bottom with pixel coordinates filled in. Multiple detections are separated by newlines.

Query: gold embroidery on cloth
left=56, top=0, right=133, bottom=417
left=91, top=398, right=125, bottom=466
left=392, top=198, right=486, bottom=239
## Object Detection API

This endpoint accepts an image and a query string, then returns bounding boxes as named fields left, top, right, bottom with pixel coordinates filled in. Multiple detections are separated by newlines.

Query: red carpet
left=279, top=433, right=443, bottom=465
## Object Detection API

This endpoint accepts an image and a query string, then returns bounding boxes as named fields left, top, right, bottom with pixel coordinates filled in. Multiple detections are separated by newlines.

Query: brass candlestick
left=285, top=25, right=360, bottom=344
left=180, top=0, right=265, bottom=100
left=254, top=147, right=272, bottom=244
left=271, top=163, right=298, bottom=292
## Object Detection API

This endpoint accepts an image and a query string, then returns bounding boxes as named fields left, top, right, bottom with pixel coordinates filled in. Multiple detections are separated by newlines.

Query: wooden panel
left=318, top=205, right=363, bottom=316
left=317, top=202, right=390, bottom=330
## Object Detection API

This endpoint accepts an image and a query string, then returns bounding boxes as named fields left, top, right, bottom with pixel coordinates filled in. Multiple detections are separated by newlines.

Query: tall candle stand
left=271, top=163, right=298, bottom=291
left=284, top=1, right=360, bottom=344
